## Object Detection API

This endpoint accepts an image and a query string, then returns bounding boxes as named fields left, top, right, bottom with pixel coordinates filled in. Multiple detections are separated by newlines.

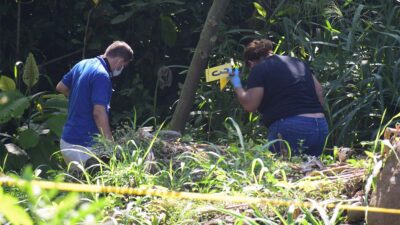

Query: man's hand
left=93, top=105, right=113, bottom=141
left=229, top=68, right=242, bottom=89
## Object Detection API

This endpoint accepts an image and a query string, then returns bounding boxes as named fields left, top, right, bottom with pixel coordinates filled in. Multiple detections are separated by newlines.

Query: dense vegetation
left=0, top=0, right=399, bottom=224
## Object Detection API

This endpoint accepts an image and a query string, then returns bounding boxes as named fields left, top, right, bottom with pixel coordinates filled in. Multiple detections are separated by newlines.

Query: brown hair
left=243, top=39, right=273, bottom=66
left=104, top=41, right=134, bottom=62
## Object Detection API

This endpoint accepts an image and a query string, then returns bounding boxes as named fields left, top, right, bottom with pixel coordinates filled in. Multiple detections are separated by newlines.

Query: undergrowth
left=0, top=117, right=384, bottom=225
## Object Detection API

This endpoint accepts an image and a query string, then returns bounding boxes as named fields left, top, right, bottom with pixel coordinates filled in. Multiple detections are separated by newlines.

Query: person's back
left=249, top=55, right=324, bottom=127
left=62, top=58, right=112, bottom=147
left=231, top=38, right=328, bottom=156
left=56, top=41, right=133, bottom=170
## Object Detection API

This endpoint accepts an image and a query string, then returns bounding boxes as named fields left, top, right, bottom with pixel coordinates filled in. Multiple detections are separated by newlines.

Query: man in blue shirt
left=56, top=41, right=133, bottom=169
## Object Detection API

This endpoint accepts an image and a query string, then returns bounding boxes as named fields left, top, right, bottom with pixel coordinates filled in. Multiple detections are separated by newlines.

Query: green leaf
left=158, top=0, right=184, bottom=4
left=324, top=20, right=341, bottom=34
left=92, top=0, right=100, bottom=6
left=110, top=11, right=134, bottom=24
left=0, top=188, right=33, bottom=225
left=160, top=15, right=178, bottom=47
left=23, top=53, right=40, bottom=88
left=0, top=75, right=16, bottom=91
left=43, top=95, right=68, bottom=110
left=333, top=146, right=339, bottom=160
left=0, top=143, right=30, bottom=171
left=253, top=2, right=267, bottom=18
left=379, top=31, right=400, bottom=42
left=46, top=114, right=67, bottom=138
left=0, top=90, right=30, bottom=124
left=345, top=4, right=364, bottom=51
left=364, top=150, right=374, bottom=158
left=18, top=129, right=39, bottom=149
left=216, top=207, right=260, bottom=225
left=27, top=136, right=60, bottom=169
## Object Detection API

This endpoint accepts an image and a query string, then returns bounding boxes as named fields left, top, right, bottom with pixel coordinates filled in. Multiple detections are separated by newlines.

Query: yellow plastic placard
left=205, top=63, right=231, bottom=82
left=205, top=63, right=232, bottom=90
left=219, top=77, right=229, bottom=91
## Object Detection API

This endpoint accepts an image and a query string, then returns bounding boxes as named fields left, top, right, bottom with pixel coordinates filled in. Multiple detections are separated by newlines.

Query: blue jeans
left=267, top=116, right=328, bottom=156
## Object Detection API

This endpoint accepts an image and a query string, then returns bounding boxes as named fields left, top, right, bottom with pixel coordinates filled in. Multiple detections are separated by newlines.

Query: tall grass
left=1, top=119, right=358, bottom=224
left=2, top=1, right=398, bottom=224
left=225, top=0, right=400, bottom=146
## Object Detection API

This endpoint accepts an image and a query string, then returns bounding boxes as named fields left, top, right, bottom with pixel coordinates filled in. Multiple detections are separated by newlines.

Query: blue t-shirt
left=247, top=55, right=323, bottom=127
left=61, top=57, right=112, bottom=146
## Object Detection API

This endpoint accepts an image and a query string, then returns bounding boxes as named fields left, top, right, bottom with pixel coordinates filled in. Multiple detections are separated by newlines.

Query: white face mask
left=112, top=66, right=124, bottom=77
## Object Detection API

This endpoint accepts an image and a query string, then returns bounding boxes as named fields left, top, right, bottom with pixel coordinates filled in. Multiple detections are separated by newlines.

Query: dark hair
left=243, top=39, right=273, bottom=66
left=104, top=41, right=134, bottom=62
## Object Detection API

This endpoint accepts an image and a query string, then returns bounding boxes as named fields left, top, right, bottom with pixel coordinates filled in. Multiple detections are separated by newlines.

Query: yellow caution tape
left=1, top=176, right=400, bottom=215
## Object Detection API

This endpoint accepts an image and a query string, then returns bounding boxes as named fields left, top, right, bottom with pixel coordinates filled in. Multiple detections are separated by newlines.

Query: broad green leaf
left=18, top=129, right=39, bottom=149
left=345, top=4, right=364, bottom=51
left=344, top=0, right=353, bottom=7
left=46, top=114, right=67, bottom=137
left=379, top=31, right=400, bottom=42
left=160, top=15, right=178, bottom=47
left=4, top=143, right=28, bottom=157
left=43, top=97, right=68, bottom=110
left=27, top=136, right=59, bottom=170
left=0, top=75, right=16, bottom=91
left=23, top=53, right=40, bottom=88
left=110, top=11, right=134, bottom=24
left=159, top=0, right=184, bottom=4
left=0, top=90, right=30, bottom=124
left=1, top=144, right=30, bottom=172
left=0, top=188, right=33, bottom=225
left=253, top=2, right=267, bottom=18
left=92, top=0, right=100, bottom=6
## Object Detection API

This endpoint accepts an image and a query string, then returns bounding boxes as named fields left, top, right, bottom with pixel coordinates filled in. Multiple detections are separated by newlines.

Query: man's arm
left=56, top=81, right=70, bottom=97
left=234, top=87, right=264, bottom=112
left=312, top=75, right=324, bottom=106
left=93, top=104, right=113, bottom=141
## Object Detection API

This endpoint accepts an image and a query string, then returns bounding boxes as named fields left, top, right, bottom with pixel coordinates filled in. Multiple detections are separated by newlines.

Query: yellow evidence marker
left=205, top=63, right=231, bottom=90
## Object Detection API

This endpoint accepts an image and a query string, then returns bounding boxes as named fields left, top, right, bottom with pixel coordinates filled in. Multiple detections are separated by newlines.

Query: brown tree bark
left=169, top=0, right=231, bottom=132
left=367, top=145, right=400, bottom=224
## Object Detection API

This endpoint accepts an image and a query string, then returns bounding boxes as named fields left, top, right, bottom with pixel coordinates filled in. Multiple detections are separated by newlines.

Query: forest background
left=0, top=0, right=400, bottom=169
left=1, top=1, right=400, bottom=224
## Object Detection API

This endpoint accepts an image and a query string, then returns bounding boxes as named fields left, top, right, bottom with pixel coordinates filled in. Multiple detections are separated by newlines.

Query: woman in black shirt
left=231, top=39, right=328, bottom=156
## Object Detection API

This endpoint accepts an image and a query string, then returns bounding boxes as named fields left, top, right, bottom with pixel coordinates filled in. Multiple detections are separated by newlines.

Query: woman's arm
left=312, top=75, right=324, bottom=106
left=234, top=87, right=264, bottom=112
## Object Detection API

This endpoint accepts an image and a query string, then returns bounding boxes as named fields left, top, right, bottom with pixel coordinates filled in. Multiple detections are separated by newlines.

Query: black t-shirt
left=247, top=55, right=324, bottom=127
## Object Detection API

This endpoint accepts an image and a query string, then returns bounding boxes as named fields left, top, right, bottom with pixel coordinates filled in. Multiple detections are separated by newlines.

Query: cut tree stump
left=367, top=143, right=400, bottom=224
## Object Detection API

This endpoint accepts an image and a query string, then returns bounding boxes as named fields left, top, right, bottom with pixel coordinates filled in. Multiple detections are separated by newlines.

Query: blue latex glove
left=229, top=68, right=242, bottom=88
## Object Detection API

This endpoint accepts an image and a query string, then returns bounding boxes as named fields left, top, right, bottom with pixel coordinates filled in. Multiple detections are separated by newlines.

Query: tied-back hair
left=104, top=41, right=134, bottom=62
left=243, top=39, right=273, bottom=66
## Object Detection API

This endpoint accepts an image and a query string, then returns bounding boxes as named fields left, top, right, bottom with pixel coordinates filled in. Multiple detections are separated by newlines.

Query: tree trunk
left=367, top=146, right=400, bottom=224
left=169, top=0, right=231, bottom=132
